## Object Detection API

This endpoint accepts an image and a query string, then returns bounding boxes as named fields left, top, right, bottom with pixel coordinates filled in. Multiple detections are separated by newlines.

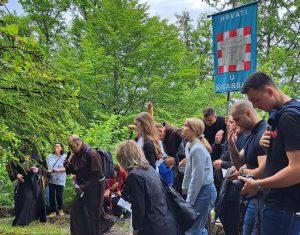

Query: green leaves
left=2, top=24, right=18, bottom=35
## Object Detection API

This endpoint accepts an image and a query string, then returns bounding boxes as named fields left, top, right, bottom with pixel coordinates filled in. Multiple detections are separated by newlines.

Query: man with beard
left=64, top=135, right=105, bottom=235
left=227, top=100, right=267, bottom=235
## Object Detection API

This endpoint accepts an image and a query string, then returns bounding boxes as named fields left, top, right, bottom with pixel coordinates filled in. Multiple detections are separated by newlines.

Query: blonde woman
left=182, top=118, right=217, bottom=235
left=134, top=112, right=162, bottom=169
left=116, top=140, right=180, bottom=235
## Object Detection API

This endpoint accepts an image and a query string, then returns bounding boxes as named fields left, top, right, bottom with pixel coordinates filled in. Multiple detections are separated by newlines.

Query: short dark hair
left=203, top=107, right=215, bottom=117
left=242, top=71, right=276, bottom=94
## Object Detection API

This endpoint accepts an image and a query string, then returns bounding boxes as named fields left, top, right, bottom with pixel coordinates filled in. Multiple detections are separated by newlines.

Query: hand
left=213, top=159, right=222, bottom=170
left=104, top=189, right=110, bottom=198
left=239, top=176, right=259, bottom=197
left=260, top=131, right=271, bottom=148
left=116, top=191, right=121, bottom=196
left=215, top=130, right=224, bottom=144
left=226, top=166, right=240, bottom=181
left=228, top=126, right=238, bottom=145
left=75, top=187, right=83, bottom=195
left=179, top=158, right=187, bottom=167
left=16, top=174, right=24, bottom=183
left=31, top=166, right=38, bottom=173
left=165, top=157, right=175, bottom=167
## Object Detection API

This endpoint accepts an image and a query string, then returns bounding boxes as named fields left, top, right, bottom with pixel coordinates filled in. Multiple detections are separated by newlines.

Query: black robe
left=7, top=159, right=47, bottom=226
left=65, top=143, right=105, bottom=235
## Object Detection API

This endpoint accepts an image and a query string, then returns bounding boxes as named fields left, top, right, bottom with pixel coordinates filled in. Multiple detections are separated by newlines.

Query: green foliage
left=0, top=0, right=298, bottom=209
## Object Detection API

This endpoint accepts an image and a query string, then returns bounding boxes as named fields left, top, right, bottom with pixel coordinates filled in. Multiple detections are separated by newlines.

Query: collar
left=188, top=138, right=201, bottom=151
left=251, top=120, right=265, bottom=134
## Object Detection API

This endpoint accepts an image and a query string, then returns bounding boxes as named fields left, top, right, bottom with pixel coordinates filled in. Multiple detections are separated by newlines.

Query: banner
left=212, top=2, right=258, bottom=93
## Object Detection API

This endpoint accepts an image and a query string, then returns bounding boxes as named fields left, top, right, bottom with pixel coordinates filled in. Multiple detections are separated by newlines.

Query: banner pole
left=227, top=92, right=230, bottom=115
left=226, top=1, right=235, bottom=116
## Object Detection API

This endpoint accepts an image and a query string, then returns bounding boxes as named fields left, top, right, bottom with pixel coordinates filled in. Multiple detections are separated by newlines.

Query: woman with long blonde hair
left=116, top=140, right=180, bottom=235
left=182, top=118, right=217, bottom=235
left=134, top=112, right=162, bottom=169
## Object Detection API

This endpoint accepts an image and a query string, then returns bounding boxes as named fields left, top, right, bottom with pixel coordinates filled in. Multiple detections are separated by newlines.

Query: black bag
left=160, top=176, right=198, bottom=232
left=96, top=148, right=114, bottom=178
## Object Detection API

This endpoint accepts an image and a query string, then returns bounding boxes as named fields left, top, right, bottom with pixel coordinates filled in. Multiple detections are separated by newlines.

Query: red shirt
left=107, top=169, right=127, bottom=193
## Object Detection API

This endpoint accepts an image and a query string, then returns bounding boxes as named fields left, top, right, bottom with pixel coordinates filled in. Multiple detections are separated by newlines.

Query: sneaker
left=48, top=212, right=56, bottom=218
left=58, top=210, right=64, bottom=216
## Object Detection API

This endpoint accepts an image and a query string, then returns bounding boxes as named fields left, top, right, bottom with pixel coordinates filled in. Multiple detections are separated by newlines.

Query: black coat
left=8, top=160, right=47, bottom=226
left=142, top=140, right=157, bottom=169
left=127, top=167, right=181, bottom=235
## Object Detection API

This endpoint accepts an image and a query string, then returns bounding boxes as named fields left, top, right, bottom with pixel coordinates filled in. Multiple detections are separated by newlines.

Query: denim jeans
left=243, top=199, right=256, bottom=235
left=261, top=206, right=300, bottom=235
left=185, top=183, right=217, bottom=235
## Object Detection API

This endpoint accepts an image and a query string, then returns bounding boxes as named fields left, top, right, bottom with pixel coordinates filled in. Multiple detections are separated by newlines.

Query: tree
left=19, top=0, right=70, bottom=48
left=0, top=13, right=80, bottom=160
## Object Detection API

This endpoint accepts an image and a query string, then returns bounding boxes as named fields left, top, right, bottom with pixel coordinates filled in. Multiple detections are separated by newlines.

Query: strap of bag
left=51, top=155, right=62, bottom=171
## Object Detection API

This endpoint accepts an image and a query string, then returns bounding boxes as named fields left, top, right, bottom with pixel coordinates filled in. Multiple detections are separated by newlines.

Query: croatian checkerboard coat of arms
left=217, top=26, right=251, bottom=74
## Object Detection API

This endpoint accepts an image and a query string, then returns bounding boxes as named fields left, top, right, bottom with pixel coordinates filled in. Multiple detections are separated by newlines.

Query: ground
left=0, top=216, right=130, bottom=235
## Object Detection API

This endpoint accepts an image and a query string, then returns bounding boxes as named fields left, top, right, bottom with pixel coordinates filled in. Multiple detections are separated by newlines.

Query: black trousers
left=49, top=183, right=64, bottom=212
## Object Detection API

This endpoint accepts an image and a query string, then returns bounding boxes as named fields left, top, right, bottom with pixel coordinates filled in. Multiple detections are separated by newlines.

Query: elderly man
left=64, top=135, right=105, bottom=235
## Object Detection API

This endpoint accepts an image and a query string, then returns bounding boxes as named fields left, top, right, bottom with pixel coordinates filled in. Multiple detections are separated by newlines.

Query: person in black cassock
left=64, top=135, right=105, bottom=235
left=116, top=140, right=181, bottom=235
left=7, top=146, right=47, bottom=226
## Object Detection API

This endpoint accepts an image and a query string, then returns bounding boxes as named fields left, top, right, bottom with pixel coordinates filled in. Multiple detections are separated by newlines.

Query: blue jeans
left=243, top=199, right=256, bottom=235
left=185, top=183, right=217, bottom=235
left=261, top=206, right=300, bottom=235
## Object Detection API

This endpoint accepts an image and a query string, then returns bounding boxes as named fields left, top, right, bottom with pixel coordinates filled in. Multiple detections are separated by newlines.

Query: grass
left=0, top=217, right=70, bottom=235
left=0, top=216, right=131, bottom=235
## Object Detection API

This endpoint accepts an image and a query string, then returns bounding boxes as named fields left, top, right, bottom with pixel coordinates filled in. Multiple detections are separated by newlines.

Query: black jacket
left=142, top=140, right=157, bottom=169
left=127, top=167, right=180, bottom=235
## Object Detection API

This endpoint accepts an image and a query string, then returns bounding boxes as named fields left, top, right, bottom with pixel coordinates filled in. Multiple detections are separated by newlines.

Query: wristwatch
left=255, top=179, right=264, bottom=192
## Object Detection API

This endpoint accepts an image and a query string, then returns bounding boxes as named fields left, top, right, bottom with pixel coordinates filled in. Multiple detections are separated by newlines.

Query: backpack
left=95, top=148, right=114, bottom=178
left=268, top=99, right=300, bottom=130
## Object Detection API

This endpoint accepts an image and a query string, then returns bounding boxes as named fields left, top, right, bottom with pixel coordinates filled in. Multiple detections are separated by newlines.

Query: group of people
left=7, top=71, right=300, bottom=235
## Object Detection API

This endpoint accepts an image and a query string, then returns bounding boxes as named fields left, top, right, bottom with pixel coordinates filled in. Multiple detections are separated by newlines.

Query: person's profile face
left=157, top=127, right=165, bottom=140
left=68, top=141, right=80, bottom=153
left=231, top=110, right=252, bottom=131
left=204, top=115, right=216, bottom=126
left=246, top=88, right=274, bottom=112
left=182, top=122, right=195, bottom=140
left=134, top=120, right=142, bottom=136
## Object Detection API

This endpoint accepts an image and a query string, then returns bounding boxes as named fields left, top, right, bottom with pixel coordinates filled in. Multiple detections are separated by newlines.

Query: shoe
left=58, top=210, right=64, bottom=216
left=48, top=212, right=56, bottom=218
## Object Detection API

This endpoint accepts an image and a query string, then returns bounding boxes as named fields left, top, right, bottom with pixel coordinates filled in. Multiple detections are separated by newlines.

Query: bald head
left=68, top=135, right=82, bottom=142
left=231, top=100, right=255, bottom=115
left=68, top=135, right=83, bottom=153
left=230, top=100, right=260, bottom=131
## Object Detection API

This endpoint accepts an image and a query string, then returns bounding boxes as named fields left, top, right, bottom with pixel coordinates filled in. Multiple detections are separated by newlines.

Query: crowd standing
left=6, top=71, right=300, bottom=235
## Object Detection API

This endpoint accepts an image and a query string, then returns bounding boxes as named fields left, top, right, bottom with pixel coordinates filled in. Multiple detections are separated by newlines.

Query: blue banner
left=212, top=2, right=258, bottom=93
